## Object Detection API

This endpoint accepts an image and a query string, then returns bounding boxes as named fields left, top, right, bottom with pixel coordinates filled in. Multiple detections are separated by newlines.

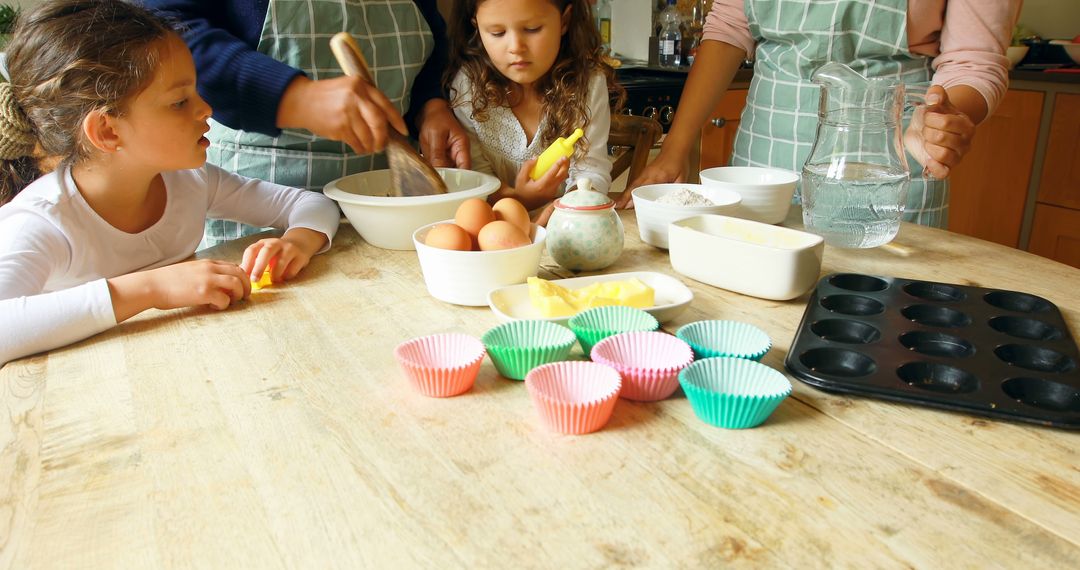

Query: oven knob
left=659, top=105, right=674, bottom=124
left=642, top=106, right=657, bottom=119
left=711, top=117, right=727, bottom=128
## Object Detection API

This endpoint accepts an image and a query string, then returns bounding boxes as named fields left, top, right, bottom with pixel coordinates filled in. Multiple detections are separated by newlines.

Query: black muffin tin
left=785, top=273, right=1080, bottom=429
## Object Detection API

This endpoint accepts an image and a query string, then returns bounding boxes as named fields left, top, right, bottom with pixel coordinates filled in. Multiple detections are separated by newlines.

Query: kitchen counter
left=2, top=211, right=1079, bottom=567
left=1011, top=68, right=1080, bottom=85
left=620, top=60, right=1078, bottom=86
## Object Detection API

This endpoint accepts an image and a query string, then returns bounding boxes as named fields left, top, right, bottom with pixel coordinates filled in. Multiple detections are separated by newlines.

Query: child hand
left=514, top=157, right=569, bottom=211
left=240, top=235, right=317, bottom=284
left=151, top=260, right=252, bottom=310
left=903, top=86, right=974, bottom=179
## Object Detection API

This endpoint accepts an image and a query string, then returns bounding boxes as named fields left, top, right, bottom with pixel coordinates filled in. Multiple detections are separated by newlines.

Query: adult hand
left=277, top=75, right=408, bottom=156
left=513, top=157, right=569, bottom=211
left=903, top=85, right=974, bottom=179
left=417, top=99, right=472, bottom=169
left=613, top=154, right=686, bottom=209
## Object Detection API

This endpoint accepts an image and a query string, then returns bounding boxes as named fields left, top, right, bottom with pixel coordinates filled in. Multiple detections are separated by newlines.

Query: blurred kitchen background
left=0, top=0, right=1074, bottom=267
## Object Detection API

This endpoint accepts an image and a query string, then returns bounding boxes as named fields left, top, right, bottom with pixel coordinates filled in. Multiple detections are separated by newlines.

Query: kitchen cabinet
left=1035, top=93, right=1080, bottom=209
left=948, top=89, right=1044, bottom=248
left=699, top=89, right=748, bottom=169
left=1027, top=204, right=1080, bottom=268
left=1027, top=92, right=1080, bottom=267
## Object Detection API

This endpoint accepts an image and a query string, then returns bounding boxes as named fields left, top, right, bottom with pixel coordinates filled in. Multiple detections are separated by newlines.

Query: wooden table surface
left=3, top=210, right=1080, bottom=568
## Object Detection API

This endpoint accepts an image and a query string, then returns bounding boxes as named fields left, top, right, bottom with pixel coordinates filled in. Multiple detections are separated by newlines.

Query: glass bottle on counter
left=657, top=0, right=682, bottom=68
left=685, top=0, right=706, bottom=66
left=595, top=0, right=612, bottom=54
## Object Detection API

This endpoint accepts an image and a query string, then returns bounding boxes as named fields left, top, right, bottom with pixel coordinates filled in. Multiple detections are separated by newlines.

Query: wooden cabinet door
left=1036, top=93, right=1080, bottom=210
left=1027, top=203, right=1080, bottom=269
left=948, top=89, right=1043, bottom=248
left=699, top=89, right=748, bottom=170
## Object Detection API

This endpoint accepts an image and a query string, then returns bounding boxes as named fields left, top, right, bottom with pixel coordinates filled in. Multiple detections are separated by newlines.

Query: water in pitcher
left=802, top=162, right=909, bottom=248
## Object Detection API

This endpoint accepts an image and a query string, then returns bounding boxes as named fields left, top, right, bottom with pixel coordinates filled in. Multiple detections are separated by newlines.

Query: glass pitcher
left=801, top=62, right=925, bottom=248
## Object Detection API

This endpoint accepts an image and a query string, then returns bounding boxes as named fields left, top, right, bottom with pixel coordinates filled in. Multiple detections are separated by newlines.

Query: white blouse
left=0, top=164, right=340, bottom=365
left=449, top=71, right=614, bottom=196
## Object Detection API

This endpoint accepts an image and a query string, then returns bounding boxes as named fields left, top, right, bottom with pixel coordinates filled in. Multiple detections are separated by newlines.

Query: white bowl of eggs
left=413, top=197, right=547, bottom=306
left=323, top=168, right=500, bottom=250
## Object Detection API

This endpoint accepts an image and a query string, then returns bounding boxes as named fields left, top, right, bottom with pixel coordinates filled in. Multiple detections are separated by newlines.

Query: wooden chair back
left=608, top=114, right=663, bottom=185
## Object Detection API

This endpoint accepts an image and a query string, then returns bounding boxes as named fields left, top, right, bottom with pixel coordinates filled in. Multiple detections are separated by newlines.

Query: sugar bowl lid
left=555, top=178, right=614, bottom=210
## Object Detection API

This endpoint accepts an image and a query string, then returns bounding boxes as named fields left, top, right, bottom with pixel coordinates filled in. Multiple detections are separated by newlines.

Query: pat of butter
left=251, top=268, right=273, bottom=291
left=719, top=220, right=804, bottom=249
left=527, top=277, right=655, bottom=317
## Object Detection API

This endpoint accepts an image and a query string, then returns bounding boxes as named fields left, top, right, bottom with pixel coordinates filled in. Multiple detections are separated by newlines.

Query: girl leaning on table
left=443, top=0, right=625, bottom=217
left=0, top=0, right=340, bottom=365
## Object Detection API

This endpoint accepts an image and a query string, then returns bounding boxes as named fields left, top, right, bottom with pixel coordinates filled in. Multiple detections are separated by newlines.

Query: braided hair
left=0, top=0, right=173, bottom=205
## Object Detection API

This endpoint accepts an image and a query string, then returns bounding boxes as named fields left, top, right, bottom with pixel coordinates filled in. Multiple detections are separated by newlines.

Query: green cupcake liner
left=678, top=357, right=791, bottom=429
left=568, top=306, right=660, bottom=356
left=676, top=320, right=771, bottom=361
left=482, top=320, right=577, bottom=380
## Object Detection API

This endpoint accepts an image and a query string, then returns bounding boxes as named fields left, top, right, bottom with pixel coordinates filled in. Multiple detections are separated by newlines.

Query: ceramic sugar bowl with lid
left=546, top=179, right=624, bottom=271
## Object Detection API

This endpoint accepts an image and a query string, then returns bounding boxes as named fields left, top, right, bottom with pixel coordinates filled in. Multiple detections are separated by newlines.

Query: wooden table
left=3, top=211, right=1080, bottom=568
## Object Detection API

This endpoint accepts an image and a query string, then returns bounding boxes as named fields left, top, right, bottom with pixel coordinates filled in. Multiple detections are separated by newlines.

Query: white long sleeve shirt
left=0, top=164, right=340, bottom=366
left=449, top=71, right=614, bottom=197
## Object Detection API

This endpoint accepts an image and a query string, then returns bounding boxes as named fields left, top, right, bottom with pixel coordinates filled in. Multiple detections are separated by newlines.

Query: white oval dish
left=487, top=271, right=694, bottom=326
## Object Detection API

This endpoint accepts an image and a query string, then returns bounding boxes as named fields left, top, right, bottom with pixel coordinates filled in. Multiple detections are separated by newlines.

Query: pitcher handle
left=901, top=85, right=935, bottom=181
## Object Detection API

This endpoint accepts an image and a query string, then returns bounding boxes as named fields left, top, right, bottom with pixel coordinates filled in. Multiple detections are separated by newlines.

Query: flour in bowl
left=656, top=188, right=715, bottom=207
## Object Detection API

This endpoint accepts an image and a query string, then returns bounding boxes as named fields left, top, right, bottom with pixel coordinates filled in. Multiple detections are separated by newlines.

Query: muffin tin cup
left=524, top=361, right=622, bottom=434
left=394, top=333, right=487, bottom=397
left=568, top=306, right=660, bottom=355
left=481, top=320, right=577, bottom=381
left=676, top=320, right=772, bottom=361
left=785, top=273, right=1080, bottom=429
left=678, top=357, right=792, bottom=429
left=590, top=331, right=695, bottom=401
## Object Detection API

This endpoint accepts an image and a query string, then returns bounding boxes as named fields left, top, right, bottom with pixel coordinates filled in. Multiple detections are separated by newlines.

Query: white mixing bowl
left=413, top=221, right=547, bottom=306
left=699, top=166, right=800, bottom=225
left=631, top=183, right=742, bottom=249
left=323, top=168, right=500, bottom=250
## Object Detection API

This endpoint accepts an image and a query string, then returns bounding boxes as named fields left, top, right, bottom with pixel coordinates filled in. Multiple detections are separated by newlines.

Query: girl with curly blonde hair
left=444, top=0, right=624, bottom=213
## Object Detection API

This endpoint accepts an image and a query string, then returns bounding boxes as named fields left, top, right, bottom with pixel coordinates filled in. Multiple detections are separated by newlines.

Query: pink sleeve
left=702, top=0, right=754, bottom=58
left=931, top=0, right=1022, bottom=118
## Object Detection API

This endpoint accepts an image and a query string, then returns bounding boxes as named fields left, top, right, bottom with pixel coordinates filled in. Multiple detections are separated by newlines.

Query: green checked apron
left=201, top=0, right=434, bottom=248
left=732, top=0, right=948, bottom=228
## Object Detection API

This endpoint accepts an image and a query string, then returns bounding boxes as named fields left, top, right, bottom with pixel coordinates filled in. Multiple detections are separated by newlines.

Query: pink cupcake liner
left=590, top=331, right=695, bottom=401
left=524, top=361, right=622, bottom=434
left=394, top=333, right=486, bottom=397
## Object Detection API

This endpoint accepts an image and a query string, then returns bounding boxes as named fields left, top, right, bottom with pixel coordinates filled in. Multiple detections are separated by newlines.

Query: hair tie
left=0, top=82, right=37, bottom=161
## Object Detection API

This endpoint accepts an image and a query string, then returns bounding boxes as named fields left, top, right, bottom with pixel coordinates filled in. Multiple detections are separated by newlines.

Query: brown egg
left=454, top=198, right=496, bottom=246
left=491, top=197, right=531, bottom=236
left=477, top=220, right=531, bottom=251
left=425, top=223, right=473, bottom=251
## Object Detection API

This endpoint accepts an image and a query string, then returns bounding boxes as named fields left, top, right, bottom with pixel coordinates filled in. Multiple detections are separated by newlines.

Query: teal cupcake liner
left=568, top=305, right=660, bottom=355
left=675, top=320, right=771, bottom=360
left=482, top=320, right=577, bottom=380
left=678, top=357, right=792, bottom=429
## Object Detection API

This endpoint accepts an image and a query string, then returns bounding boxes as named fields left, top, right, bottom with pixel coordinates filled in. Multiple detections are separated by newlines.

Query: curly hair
left=443, top=0, right=625, bottom=160
left=0, top=0, right=173, bottom=205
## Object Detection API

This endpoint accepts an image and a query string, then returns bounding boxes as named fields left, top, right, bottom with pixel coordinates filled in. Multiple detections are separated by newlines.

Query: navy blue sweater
left=143, top=0, right=448, bottom=137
